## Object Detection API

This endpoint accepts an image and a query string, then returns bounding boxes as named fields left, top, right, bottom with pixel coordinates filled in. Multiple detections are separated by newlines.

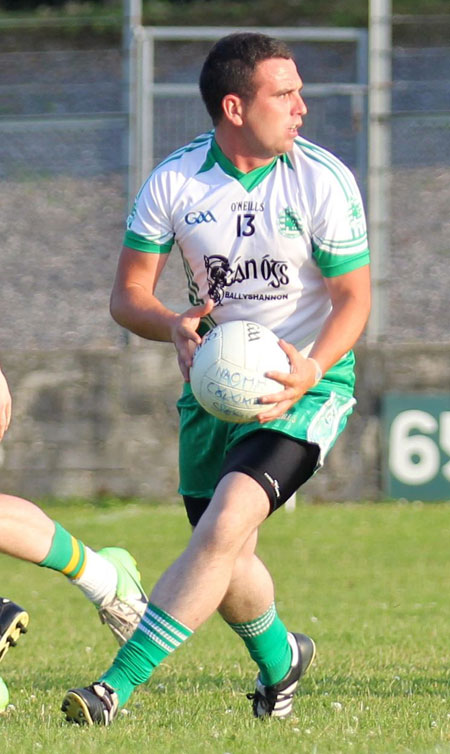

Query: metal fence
left=0, top=47, right=126, bottom=179
left=388, top=39, right=450, bottom=345
left=0, top=40, right=128, bottom=352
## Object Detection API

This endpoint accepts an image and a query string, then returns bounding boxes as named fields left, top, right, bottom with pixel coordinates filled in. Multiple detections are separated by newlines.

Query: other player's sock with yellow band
left=99, top=602, right=193, bottom=706
left=226, top=602, right=291, bottom=686
left=39, top=521, right=117, bottom=605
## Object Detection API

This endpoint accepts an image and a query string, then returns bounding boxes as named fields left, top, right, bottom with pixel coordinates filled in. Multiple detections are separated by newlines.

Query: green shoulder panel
left=313, top=244, right=370, bottom=277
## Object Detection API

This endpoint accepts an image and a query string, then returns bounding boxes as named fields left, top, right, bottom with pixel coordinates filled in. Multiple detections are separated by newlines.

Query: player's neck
left=214, top=129, right=276, bottom=174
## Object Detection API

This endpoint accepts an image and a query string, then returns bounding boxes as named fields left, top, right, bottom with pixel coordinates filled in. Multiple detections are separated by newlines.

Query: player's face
left=240, top=57, right=307, bottom=159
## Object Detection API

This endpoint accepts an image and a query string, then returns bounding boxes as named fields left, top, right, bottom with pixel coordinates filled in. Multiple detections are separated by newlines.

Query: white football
left=190, top=320, right=290, bottom=423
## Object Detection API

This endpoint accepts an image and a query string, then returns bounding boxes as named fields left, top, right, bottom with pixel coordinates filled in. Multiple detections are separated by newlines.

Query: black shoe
left=247, top=632, right=316, bottom=718
left=61, top=681, right=119, bottom=726
left=0, top=597, right=29, bottom=663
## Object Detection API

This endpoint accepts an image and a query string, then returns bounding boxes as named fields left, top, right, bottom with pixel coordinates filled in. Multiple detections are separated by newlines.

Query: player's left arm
left=258, top=264, right=371, bottom=422
left=308, top=263, right=371, bottom=372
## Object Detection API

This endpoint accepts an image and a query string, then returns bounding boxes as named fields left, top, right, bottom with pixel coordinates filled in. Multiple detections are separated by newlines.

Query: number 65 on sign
left=383, top=394, right=450, bottom=501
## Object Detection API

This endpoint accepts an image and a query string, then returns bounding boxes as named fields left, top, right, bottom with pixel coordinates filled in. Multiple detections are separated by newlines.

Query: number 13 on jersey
left=236, top=213, right=256, bottom=237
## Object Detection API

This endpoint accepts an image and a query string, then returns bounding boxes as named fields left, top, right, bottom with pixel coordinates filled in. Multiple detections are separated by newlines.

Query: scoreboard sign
left=383, top=394, right=450, bottom=501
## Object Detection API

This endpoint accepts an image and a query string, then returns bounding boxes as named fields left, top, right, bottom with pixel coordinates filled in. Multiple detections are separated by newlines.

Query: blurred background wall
left=0, top=2, right=449, bottom=501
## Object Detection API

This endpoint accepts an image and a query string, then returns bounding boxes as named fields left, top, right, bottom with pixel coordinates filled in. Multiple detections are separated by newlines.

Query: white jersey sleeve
left=124, top=171, right=175, bottom=254
left=296, top=138, right=369, bottom=277
left=124, top=133, right=214, bottom=255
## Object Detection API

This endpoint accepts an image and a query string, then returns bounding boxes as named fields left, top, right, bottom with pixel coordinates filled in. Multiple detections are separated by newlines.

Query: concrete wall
left=0, top=344, right=448, bottom=502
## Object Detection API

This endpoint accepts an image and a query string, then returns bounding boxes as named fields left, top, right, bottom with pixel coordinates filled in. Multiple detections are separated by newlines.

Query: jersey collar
left=198, top=137, right=292, bottom=192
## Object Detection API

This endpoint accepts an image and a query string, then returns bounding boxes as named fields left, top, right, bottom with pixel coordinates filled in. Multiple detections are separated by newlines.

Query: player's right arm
left=110, top=246, right=213, bottom=380
left=0, top=367, right=12, bottom=441
left=110, top=245, right=177, bottom=342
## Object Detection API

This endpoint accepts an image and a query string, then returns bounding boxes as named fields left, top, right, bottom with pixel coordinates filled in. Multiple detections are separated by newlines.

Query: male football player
left=62, top=32, right=370, bottom=726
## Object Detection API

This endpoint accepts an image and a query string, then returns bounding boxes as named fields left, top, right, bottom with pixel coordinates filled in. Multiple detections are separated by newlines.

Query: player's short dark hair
left=199, top=32, right=294, bottom=125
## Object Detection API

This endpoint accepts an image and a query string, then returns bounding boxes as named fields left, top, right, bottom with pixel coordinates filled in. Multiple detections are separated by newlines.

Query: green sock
left=100, top=602, right=193, bottom=706
left=227, top=602, right=291, bottom=686
left=39, top=521, right=87, bottom=579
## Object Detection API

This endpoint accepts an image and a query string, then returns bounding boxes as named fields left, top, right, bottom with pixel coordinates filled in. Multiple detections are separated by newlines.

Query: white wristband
left=308, top=357, right=322, bottom=386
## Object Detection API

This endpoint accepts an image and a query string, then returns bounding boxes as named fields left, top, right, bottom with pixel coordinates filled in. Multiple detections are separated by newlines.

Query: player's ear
left=221, top=94, right=244, bottom=126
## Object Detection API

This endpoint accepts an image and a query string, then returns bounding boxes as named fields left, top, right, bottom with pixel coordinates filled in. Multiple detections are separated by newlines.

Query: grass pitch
left=1, top=499, right=450, bottom=754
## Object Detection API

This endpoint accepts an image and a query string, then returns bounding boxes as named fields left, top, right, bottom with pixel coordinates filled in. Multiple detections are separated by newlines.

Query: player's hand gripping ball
left=0, top=676, right=9, bottom=712
left=190, top=320, right=290, bottom=423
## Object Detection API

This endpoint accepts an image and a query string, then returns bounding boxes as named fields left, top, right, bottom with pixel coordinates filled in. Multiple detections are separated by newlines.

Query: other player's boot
left=0, top=598, right=29, bottom=663
left=96, top=548, right=147, bottom=645
left=247, top=632, right=316, bottom=719
left=61, top=681, right=118, bottom=726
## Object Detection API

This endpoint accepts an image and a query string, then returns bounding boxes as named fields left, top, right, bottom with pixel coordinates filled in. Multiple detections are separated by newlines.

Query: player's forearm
left=110, top=285, right=178, bottom=343
left=309, top=293, right=371, bottom=375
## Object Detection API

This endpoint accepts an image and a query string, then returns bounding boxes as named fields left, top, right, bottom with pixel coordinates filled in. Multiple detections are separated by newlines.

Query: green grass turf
left=1, top=499, right=450, bottom=753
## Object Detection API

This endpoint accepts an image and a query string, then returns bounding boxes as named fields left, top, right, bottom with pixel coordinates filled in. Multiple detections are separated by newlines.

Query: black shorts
left=183, top=429, right=320, bottom=527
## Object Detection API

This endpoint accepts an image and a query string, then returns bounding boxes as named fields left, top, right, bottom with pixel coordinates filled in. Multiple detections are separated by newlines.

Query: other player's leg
left=0, top=494, right=147, bottom=644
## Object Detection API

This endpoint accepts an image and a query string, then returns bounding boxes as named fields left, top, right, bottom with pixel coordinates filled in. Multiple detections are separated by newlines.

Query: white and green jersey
left=125, top=131, right=369, bottom=354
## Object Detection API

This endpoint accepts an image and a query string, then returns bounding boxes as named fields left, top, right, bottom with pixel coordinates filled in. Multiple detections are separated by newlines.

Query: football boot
left=96, top=547, right=147, bottom=645
left=0, top=597, right=29, bottom=663
left=61, top=681, right=118, bottom=726
left=247, top=631, right=315, bottom=718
